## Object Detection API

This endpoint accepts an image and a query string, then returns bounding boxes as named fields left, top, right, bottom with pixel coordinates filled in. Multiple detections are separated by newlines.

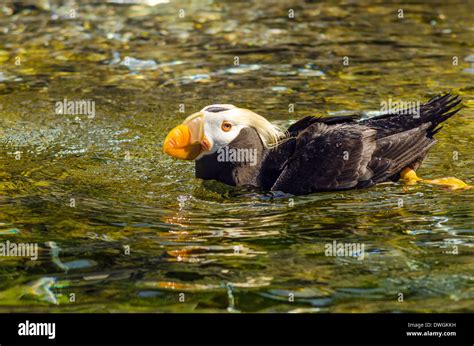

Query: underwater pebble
left=220, top=64, right=261, bottom=74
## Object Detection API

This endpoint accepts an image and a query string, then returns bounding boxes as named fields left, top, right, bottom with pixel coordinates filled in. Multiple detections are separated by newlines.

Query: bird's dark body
left=195, top=94, right=462, bottom=195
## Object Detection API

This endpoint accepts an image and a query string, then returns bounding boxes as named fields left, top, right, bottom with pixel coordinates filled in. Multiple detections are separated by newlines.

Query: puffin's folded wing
left=369, top=123, right=437, bottom=182
left=270, top=123, right=377, bottom=194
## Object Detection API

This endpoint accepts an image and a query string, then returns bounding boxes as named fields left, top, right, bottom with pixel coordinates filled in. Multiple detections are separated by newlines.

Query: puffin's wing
left=270, top=123, right=377, bottom=194
left=270, top=121, right=442, bottom=194
left=368, top=123, right=436, bottom=182
left=257, top=115, right=357, bottom=190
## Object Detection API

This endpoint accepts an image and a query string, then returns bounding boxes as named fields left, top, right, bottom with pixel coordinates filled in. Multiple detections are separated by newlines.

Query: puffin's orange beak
left=163, top=114, right=210, bottom=160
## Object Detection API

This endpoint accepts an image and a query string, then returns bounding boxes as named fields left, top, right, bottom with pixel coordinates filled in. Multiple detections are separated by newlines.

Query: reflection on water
left=0, top=0, right=473, bottom=312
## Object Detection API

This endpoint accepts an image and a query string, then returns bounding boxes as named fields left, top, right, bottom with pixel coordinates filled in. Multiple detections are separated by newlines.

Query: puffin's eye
left=221, top=121, right=232, bottom=132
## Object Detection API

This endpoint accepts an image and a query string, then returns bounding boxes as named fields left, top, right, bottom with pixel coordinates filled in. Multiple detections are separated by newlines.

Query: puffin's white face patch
left=198, top=104, right=285, bottom=159
left=202, top=108, right=246, bottom=155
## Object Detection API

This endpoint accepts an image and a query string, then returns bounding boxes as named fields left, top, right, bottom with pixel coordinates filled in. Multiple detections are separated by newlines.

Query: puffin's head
left=163, top=104, right=285, bottom=160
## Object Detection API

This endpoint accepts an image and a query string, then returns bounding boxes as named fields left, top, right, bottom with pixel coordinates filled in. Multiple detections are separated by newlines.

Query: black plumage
left=195, top=94, right=462, bottom=195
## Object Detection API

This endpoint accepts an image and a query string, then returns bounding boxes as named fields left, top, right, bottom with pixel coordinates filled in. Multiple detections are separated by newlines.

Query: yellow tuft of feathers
left=231, top=108, right=287, bottom=148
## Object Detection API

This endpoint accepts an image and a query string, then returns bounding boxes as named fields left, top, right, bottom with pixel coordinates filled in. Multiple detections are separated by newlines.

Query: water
left=0, top=0, right=473, bottom=312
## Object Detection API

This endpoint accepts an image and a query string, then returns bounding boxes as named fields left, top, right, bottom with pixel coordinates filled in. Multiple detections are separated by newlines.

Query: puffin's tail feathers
left=425, top=94, right=462, bottom=136
left=361, top=93, right=463, bottom=138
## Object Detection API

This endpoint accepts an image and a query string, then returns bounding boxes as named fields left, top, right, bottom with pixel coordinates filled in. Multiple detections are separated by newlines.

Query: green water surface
left=0, top=0, right=473, bottom=312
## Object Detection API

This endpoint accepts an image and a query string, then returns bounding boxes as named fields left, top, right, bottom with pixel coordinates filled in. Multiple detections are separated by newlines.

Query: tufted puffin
left=163, top=94, right=470, bottom=195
